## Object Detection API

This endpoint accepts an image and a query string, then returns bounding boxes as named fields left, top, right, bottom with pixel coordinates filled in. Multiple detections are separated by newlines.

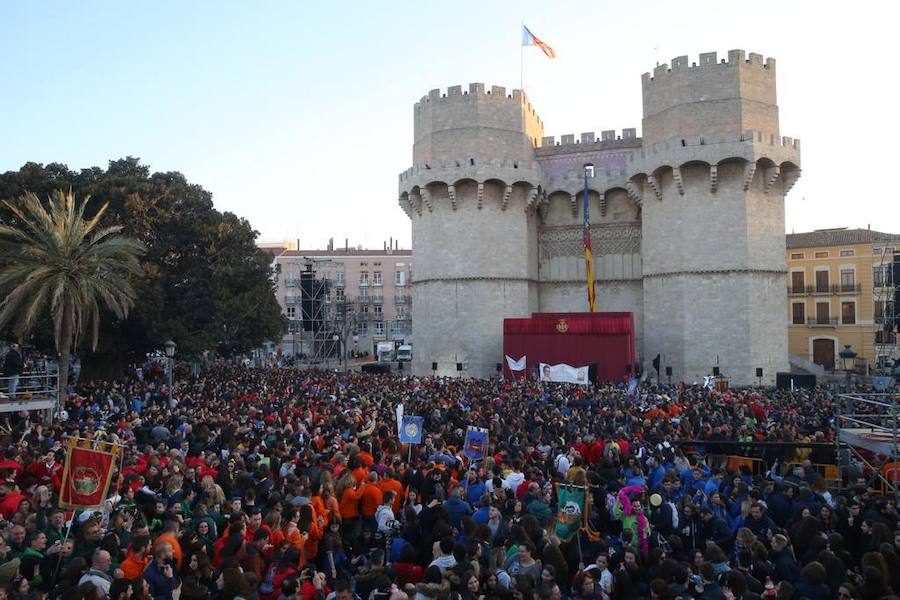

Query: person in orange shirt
left=348, top=456, right=368, bottom=486
left=120, top=536, right=152, bottom=579
left=153, top=519, right=184, bottom=570
left=298, top=503, right=323, bottom=568
left=356, top=443, right=375, bottom=469
left=337, top=473, right=366, bottom=550
left=359, top=472, right=383, bottom=530
left=376, top=470, right=405, bottom=513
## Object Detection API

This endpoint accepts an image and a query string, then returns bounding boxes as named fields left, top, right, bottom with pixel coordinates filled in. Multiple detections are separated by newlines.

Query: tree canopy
left=0, top=158, right=286, bottom=378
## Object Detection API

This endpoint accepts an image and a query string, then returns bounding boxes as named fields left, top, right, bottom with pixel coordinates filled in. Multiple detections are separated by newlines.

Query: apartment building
left=786, top=228, right=899, bottom=371
left=271, top=240, right=412, bottom=357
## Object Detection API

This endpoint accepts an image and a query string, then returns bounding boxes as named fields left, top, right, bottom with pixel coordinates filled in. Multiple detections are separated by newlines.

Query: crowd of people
left=0, top=363, right=896, bottom=600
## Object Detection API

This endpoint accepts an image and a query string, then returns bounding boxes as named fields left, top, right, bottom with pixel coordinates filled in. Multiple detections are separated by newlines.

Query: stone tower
left=636, top=51, right=800, bottom=384
left=398, top=50, right=801, bottom=386
left=398, top=84, right=545, bottom=378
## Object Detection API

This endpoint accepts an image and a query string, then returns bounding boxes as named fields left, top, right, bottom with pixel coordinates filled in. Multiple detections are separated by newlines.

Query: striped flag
left=583, top=175, right=596, bottom=312
left=522, top=25, right=556, bottom=59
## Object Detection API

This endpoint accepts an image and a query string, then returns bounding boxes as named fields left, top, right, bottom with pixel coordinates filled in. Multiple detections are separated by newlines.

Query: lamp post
left=164, top=340, right=177, bottom=392
left=839, top=344, right=857, bottom=386
left=332, top=334, right=342, bottom=371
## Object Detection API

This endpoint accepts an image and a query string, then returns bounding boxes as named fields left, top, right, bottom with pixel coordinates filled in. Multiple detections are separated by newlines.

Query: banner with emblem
left=59, top=439, right=118, bottom=509
left=398, top=416, right=424, bottom=444
left=463, top=427, right=489, bottom=462
left=555, top=483, right=588, bottom=541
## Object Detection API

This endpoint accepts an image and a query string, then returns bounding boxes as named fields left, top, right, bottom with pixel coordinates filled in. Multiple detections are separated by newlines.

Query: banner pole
left=52, top=508, right=80, bottom=583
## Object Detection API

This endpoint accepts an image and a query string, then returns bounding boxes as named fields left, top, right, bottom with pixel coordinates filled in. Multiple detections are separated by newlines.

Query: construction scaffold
left=836, top=391, right=900, bottom=503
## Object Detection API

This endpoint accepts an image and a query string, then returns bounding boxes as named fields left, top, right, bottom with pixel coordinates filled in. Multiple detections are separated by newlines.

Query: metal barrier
left=0, top=372, right=59, bottom=420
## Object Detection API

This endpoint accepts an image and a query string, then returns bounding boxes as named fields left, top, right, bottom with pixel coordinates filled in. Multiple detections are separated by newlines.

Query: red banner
left=59, top=443, right=117, bottom=509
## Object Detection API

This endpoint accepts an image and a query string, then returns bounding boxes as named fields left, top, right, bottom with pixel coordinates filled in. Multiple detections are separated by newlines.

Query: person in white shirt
left=555, top=452, right=571, bottom=477
left=502, top=459, right=525, bottom=492
left=376, top=491, right=396, bottom=535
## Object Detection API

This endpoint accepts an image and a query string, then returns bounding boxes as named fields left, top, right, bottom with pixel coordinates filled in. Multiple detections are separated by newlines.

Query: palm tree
left=0, top=190, right=145, bottom=405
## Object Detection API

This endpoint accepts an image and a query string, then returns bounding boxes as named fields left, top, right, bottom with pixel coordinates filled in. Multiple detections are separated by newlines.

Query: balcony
left=285, top=295, right=299, bottom=305
left=372, top=295, right=383, bottom=304
left=788, top=284, right=863, bottom=296
left=372, top=280, right=383, bottom=287
left=395, top=295, right=410, bottom=305
left=284, top=278, right=300, bottom=288
left=807, top=317, right=838, bottom=327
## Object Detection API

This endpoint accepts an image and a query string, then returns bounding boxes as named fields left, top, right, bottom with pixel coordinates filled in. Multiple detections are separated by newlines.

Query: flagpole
left=519, top=21, right=524, bottom=92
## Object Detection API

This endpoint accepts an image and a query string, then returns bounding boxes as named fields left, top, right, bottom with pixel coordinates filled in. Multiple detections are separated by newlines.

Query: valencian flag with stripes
left=522, top=25, right=556, bottom=59
left=583, top=171, right=597, bottom=312
left=59, top=439, right=117, bottom=509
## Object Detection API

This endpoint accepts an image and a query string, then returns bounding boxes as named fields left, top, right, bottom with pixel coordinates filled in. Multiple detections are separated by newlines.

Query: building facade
left=786, top=228, right=899, bottom=371
left=398, top=50, right=801, bottom=384
left=272, top=243, right=413, bottom=358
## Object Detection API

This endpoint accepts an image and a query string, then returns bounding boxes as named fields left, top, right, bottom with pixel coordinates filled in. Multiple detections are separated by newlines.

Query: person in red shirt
left=359, top=472, right=383, bottom=528
left=0, top=480, right=27, bottom=520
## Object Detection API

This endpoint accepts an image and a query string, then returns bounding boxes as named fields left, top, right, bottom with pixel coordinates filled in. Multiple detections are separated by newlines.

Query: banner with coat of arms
left=555, top=483, right=588, bottom=542
left=59, top=439, right=118, bottom=509
left=399, top=416, right=424, bottom=444
left=463, top=427, right=489, bottom=461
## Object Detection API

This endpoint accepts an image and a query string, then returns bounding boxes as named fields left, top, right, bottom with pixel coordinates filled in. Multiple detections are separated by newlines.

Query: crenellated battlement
left=413, top=83, right=543, bottom=127
left=641, top=130, right=800, bottom=155
left=398, top=157, right=542, bottom=184
left=539, top=128, right=639, bottom=149
left=641, top=50, right=776, bottom=83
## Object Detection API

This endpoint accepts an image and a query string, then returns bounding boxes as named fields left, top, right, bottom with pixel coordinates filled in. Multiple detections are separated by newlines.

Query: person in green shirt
left=39, top=509, right=67, bottom=547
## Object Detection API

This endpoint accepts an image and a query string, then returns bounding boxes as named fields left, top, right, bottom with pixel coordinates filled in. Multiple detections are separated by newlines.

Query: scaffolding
left=873, top=246, right=899, bottom=373
left=836, top=391, right=900, bottom=502
left=290, top=258, right=361, bottom=369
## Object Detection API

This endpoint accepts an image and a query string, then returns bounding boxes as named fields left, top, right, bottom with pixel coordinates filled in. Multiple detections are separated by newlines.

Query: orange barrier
left=725, top=455, right=766, bottom=475
left=784, top=462, right=841, bottom=487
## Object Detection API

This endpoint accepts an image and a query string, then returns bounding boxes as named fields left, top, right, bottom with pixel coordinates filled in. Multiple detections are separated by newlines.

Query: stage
left=502, top=312, right=636, bottom=383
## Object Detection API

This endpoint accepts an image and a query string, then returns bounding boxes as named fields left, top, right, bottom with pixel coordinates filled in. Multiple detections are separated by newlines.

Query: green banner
left=555, top=484, right=586, bottom=541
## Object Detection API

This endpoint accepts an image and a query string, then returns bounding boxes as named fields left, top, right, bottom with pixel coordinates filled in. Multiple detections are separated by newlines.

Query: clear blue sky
left=2, top=1, right=895, bottom=248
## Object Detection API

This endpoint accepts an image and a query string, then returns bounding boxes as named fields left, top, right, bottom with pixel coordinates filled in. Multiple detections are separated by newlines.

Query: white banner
left=395, top=403, right=404, bottom=436
left=539, top=362, right=590, bottom=385
left=505, top=355, right=527, bottom=371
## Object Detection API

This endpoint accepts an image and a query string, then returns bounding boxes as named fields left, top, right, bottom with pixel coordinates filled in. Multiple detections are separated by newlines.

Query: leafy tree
left=0, top=191, right=144, bottom=399
left=0, top=159, right=286, bottom=378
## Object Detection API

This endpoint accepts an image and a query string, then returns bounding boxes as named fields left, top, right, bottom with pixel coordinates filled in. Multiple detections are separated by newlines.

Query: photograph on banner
left=555, top=483, right=587, bottom=541
left=539, top=362, right=589, bottom=385
left=399, top=416, right=424, bottom=444
left=463, top=427, right=489, bottom=461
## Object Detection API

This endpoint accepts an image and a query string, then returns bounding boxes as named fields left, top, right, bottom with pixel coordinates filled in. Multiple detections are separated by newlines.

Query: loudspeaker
left=713, top=366, right=720, bottom=377
left=397, top=362, right=403, bottom=371
left=300, top=272, right=326, bottom=332
left=496, top=363, right=502, bottom=373
left=665, top=366, right=673, bottom=377
left=361, top=363, right=390, bottom=374
left=456, top=363, right=463, bottom=371
left=776, top=372, right=816, bottom=390
left=432, top=362, right=438, bottom=371
left=624, top=364, right=632, bottom=375
left=756, top=368, right=764, bottom=378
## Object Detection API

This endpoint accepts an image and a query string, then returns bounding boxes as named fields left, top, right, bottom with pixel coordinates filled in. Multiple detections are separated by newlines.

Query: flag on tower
left=522, top=25, right=556, bottom=59
left=583, top=177, right=597, bottom=312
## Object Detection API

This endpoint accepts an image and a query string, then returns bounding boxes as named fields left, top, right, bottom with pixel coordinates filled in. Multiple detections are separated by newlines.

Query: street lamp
left=839, top=344, right=858, bottom=372
left=332, top=334, right=342, bottom=370
left=164, top=340, right=177, bottom=392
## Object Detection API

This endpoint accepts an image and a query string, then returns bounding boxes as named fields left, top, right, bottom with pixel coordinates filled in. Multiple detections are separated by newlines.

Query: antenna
left=654, top=42, right=660, bottom=67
